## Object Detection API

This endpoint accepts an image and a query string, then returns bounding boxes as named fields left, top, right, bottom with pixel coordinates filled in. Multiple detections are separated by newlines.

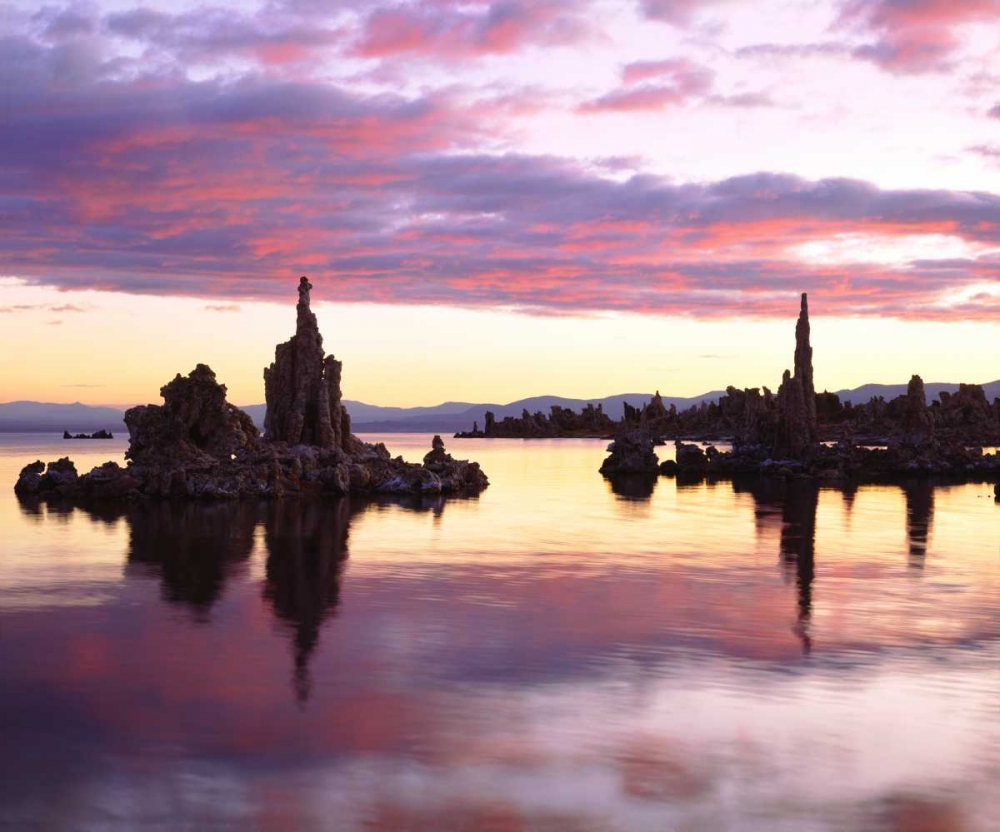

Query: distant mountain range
left=3, top=380, right=998, bottom=433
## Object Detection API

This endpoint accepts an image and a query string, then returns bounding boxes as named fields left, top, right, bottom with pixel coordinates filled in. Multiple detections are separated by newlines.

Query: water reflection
left=902, top=479, right=935, bottom=569
left=605, top=473, right=658, bottom=500
left=126, top=502, right=257, bottom=618
left=729, top=477, right=818, bottom=653
left=262, top=498, right=356, bottom=702
left=2, top=434, right=998, bottom=831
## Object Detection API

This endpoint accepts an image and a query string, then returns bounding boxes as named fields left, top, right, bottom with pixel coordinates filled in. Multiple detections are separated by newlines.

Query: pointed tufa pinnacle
left=773, top=292, right=818, bottom=460
left=794, top=291, right=817, bottom=443
left=264, top=276, right=351, bottom=450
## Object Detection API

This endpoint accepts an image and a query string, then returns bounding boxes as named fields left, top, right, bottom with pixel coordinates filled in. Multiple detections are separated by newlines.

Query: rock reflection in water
left=262, top=498, right=358, bottom=703
left=605, top=473, right=659, bottom=500
left=902, top=479, right=935, bottom=568
left=126, top=501, right=258, bottom=618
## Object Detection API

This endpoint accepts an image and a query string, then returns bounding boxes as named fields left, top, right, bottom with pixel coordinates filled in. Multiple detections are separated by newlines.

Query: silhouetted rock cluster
left=15, top=279, right=488, bottom=502
left=457, top=402, right=615, bottom=438
left=603, top=293, right=1000, bottom=485
left=63, top=429, right=113, bottom=439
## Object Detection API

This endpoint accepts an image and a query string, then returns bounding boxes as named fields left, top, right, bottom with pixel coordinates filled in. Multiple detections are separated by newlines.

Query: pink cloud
left=639, top=0, right=733, bottom=25
left=580, top=58, right=716, bottom=112
left=839, top=0, right=1000, bottom=74
left=352, top=1, right=594, bottom=60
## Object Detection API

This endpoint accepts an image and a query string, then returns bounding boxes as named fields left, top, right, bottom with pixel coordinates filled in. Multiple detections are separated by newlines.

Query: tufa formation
left=15, top=278, right=488, bottom=502
left=264, top=276, right=353, bottom=451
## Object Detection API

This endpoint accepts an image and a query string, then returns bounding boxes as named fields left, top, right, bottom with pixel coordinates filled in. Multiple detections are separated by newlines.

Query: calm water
left=1, top=433, right=998, bottom=832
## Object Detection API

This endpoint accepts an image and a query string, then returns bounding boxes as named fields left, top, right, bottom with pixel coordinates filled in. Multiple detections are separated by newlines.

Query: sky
left=2, top=0, right=999, bottom=407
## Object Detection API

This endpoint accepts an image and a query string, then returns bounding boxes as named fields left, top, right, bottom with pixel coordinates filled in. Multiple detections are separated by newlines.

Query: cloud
left=736, top=42, right=853, bottom=61
left=104, top=6, right=346, bottom=67
left=3, top=4, right=999, bottom=323
left=578, top=84, right=700, bottom=113
left=205, top=303, right=242, bottom=312
left=351, top=1, right=595, bottom=60
left=989, top=103, right=1000, bottom=119
left=638, top=0, right=732, bottom=25
left=620, top=58, right=711, bottom=86
left=838, top=0, right=1000, bottom=75
left=969, top=144, right=1000, bottom=162
left=50, top=303, right=88, bottom=312
left=581, top=58, right=772, bottom=113
left=47, top=320, right=63, bottom=326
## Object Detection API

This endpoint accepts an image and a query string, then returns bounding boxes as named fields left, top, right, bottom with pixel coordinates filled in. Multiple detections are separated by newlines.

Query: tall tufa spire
left=264, top=276, right=352, bottom=450
left=773, top=292, right=818, bottom=460
left=794, top=292, right=817, bottom=443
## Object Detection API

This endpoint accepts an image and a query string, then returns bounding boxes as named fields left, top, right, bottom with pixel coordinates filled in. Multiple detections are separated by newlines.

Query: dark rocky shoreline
left=15, top=279, right=488, bottom=503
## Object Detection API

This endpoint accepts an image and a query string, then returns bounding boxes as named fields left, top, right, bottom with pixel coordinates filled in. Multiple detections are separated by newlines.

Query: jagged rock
left=600, top=425, right=659, bottom=475
left=14, top=280, right=488, bottom=503
left=13, top=461, right=45, bottom=496
left=423, top=434, right=449, bottom=467
left=422, top=435, right=489, bottom=492
left=263, top=276, right=351, bottom=450
left=899, top=374, right=935, bottom=448
left=773, top=294, right=818, bottom=460
left=675, top=442, right=708, bottom=469
left=125, top=364, right=259, bottom=466
left=774, top=370, right=812, bottom=460
left=14, top=458, right=78, bottom=497
left=460, top=401, right=615, bottom=439
left=794, top=293, right=817, bottom=442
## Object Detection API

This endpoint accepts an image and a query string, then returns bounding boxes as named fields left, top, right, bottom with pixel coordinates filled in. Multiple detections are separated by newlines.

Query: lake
left=1, top=433, right=998, bottom=831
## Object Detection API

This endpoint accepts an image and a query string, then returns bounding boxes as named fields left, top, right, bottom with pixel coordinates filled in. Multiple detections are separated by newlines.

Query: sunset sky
left=3, top=0, right=1000, bottom=407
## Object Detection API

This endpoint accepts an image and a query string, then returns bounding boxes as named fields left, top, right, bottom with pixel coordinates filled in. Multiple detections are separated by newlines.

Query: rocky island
left=602, top=294, right=1000, bottom=488
left=16, top=278, right=488, bottom=501
left=63, top=429, right=114, bottom=439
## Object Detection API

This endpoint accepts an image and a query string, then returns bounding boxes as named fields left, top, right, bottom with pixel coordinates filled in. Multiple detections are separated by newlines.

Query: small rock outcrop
left=599, top=424, right=659, bottom=475
left=63, top=429, right=114, bottom=439
left=421, top=435, right=489, bottom=492
left=263, top=276, right=352, bottom=451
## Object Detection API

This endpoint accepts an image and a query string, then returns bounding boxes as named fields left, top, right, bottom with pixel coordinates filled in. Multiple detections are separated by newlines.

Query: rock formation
left=263, top=276, right=352, bottom=450
left=794, top=293, right=817, bottom=440
left=422, top=435, right=489, bottom=492
left=599, top=424, right=659, bottom=475
left=899, top=374, right=935, bottom=448
left=459, top=402, right=615, bottom=439
left=773, top=294, right=818, bottom=460
left=125, top=364, right=259, bottom=466
left=14, top=279, right=489, bottom=502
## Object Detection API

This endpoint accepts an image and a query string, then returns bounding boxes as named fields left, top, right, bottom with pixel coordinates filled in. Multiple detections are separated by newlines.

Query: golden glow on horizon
left=0, top=279, right=997, bottom=408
